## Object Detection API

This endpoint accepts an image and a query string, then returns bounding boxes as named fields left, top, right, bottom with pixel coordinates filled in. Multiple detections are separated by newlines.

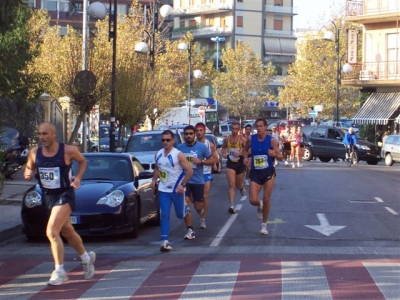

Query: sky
left=293, top=0, right=347, bottom=29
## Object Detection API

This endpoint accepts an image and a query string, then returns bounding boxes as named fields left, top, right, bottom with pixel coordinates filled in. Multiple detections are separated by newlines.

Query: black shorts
left=185, top=183, right=204, bottom=202
left=283, top=142, right=291, bottom=151
left=249, top=168, right=276, bottom=185
left=226, top=158, right=246, bottom=175
left=43, top=188, right=76, bottom=211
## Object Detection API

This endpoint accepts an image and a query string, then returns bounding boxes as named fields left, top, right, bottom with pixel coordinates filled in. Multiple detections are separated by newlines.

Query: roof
left=353, top=92, right=400, bottom=125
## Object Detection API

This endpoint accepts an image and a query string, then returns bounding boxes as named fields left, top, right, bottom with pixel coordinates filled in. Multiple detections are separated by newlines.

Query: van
left=381, top=134, right=400, bottom=166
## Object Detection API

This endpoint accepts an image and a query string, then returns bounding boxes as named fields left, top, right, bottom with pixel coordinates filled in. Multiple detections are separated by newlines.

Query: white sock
left=262, top=223, right=267, bottom=227
left=80, top=251, right=90, bottom=263
left=55, top=264, right=65, bottom=272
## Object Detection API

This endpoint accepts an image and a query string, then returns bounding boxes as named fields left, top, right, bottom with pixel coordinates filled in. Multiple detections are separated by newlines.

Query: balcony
left=264, top=29, right=296, bottom=38
left=172, top=26, right=232, bottom=39
left=174, top=1, right=233, bottom=16
left=264, top=5, right=298, bottom=15
left=342, top=61, right=400, bottom=87
left=346, top=0, right=400, bottom=23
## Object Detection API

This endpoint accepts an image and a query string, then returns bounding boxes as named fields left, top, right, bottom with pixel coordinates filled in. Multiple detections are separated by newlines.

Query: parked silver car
left=381, top=134, right=400, bottom=166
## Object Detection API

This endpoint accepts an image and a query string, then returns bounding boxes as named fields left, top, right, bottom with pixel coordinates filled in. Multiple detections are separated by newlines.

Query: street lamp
left=134, top=1, right=173, bottom=69
left=178, top=37, right=202, bottom=125
left=324, top=22, right=353, bottom=126
left=210, top=36, right=226, bottom=70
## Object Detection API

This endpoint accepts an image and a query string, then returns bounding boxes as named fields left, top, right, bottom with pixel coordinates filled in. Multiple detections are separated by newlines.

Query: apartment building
left=171, top=0, right=297, bottom=119
left=343, top=0, right=400, bottom=130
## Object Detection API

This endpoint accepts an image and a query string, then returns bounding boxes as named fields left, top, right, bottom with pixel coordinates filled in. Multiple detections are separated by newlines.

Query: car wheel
left=384, top=153, right=394, bottom=166
left=302, top=146, right=313, bottom=161
left=131, top=201, right=140, bottom=238
left=319, top=157, right=331, bottom=163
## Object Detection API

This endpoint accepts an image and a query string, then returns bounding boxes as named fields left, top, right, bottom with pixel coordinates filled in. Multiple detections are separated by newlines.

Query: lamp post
left=210, top=36, right=226, bottom=70
left=178, top=37, right=202, bottom=125
left=134, top=2, right=173, bottom=68
left=324, top=22, right=353, bottom=126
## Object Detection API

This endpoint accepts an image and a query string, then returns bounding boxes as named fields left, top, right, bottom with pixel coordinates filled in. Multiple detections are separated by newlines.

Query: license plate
left=70, top=216, right=80, bottom=224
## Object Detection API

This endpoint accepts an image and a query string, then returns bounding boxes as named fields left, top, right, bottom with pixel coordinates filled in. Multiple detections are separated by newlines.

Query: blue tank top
left=35, top=143, right=72, bottom=193
left=250, top=135, right=274, bottom=170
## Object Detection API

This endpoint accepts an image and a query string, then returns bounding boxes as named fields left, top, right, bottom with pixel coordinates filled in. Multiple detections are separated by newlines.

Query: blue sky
left=293, top=0, right=346, bottom=29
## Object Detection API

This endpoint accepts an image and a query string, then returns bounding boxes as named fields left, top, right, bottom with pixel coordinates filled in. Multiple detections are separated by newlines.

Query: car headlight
left=357, top=144, right=370, bottom=150
left=97, top=190, right=124, bottom=207
left=100, top=144, right=109, bottom=149
left=24, top=191, right=42, bottom=208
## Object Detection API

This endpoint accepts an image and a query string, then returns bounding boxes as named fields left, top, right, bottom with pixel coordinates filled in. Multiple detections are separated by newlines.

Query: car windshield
left=72, top=156, right=134, bottom=181
left=126, top=133, right=179, bottom=152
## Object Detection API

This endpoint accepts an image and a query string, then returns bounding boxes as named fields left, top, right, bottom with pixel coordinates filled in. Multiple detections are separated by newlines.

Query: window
left=274, top=19, right=283, bottom=30
left=274, top=0, right=283, bottom=5
left=180, top=21, right=185, bottom=27
left=311, top=128, right=326, bottom=138
left=387, top=33, right=399, bottom=75
left=42, top=0, right=57, bottom=11
left=189, top=20, right=197, bottom=27
left=237, top=16, right=243, bottom=27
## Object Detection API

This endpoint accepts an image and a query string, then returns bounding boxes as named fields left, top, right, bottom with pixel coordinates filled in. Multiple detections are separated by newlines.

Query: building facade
left=343, top=0, right=400, bottom=131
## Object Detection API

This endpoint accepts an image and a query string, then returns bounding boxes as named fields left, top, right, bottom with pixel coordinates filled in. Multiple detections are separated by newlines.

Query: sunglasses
left=184, top=132, right=194, bottom=136
left=161, top=139, right=172, bottom=142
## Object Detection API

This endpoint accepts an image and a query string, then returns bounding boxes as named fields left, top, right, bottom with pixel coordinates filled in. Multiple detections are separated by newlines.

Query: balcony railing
left=346, top=0, right=400, bottom=17
left=174, top=1, right=233, bottom=15
left=172, top=26, right=232, bottom=39
left=264, top=29, right=296, bottom=38
left=343, top=61, right=400, bottom=81
left=264, top=5, right=298, bottom=15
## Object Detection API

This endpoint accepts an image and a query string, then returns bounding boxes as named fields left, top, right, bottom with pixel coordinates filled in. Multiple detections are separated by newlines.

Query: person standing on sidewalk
left=151, top=130, right=193, bottom=252
left=177, top=125, right=214, bottom=240
left=221, top=122, right=247, bottom=214
left=195, top=122, right=218, bottom=229
left=23, top=122, right=95, bottom=285
left=243, top=118, right=283, bottom=235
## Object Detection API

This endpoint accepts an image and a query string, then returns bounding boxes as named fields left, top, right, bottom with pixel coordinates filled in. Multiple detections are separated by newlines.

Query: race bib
left=185, top=153, right=197, bottom=168
left=159, top=168, right=169, bottom=181
left=38, top=167, right=61, bottom=189
left=228, top=148, right=240, bottom=162
left=253, top=155, right=269, bottom=169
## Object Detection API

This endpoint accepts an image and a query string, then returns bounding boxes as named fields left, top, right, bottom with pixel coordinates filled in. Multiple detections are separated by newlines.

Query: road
left=0, top=160, right=399, bottom=299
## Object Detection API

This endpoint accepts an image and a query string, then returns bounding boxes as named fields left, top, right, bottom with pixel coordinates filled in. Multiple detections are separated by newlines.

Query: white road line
left=78, top=261, right=160, bottom=299
left=281, top=261, right=332, bottom=300
left=180, top=261, right=240, bottom=300
left=385, top=207, right=399, bottom=215
left=210, top=204, right=241, bottom=247
left=374, top=197, right=384, bottom=203
left=240, top=195, right=247, bottom=201
left=363, top=262, right=400, bottom=300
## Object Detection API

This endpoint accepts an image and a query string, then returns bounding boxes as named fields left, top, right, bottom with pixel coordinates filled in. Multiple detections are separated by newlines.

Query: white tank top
left=155, top=148, right=185, bottom=193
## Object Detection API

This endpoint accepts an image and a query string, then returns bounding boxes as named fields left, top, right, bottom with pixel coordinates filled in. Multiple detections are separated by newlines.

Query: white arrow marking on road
left=305, top=213, right=346, bottom=236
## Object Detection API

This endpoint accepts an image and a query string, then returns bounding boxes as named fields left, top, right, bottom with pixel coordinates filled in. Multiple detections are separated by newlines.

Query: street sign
left=198, top=106, right=206, bottom=117
left=309, top=110, right=318, bottom=117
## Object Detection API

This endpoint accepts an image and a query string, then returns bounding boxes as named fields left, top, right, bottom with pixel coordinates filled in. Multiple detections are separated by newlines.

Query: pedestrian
left=23, top=122, right=96, bottom=285
left=270, top=126, right=280, bottom=166
left=221, top=122, right=247, bottom=213
left=243, top=118, right=283, bottom=235
left=177, top=125, right=214, bottom=240
left=242, top=124, right=253, bottom=185
left=195, top=122, right=218, bottom=229
left=288, top=125, right=301, bottom=168
left=151, top=130, right=193, bottom=252
left=280, top=125, right=291, bottom=165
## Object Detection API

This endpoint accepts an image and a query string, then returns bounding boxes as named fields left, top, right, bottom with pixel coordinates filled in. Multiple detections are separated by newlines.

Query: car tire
left=319, top=157, right=331, bottom=163
left=384, top=153, right=394, bottom=166
left=302, top=146, right=313, bottom=161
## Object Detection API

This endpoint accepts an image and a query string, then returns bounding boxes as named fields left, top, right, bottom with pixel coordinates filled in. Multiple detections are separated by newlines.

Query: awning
left=264, top=38, right=296, bottom=56
left=353, top=92, right=400, bottom=125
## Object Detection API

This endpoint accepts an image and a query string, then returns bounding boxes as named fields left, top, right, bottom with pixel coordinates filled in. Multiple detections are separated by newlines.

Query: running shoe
left=297, top=163, right=303, bottom=168
left=200, top=219, right=207, bottom=229
left=240, top=188, right=246, bottom=196
left=260, top=223, right=268, bottom=235
left=244, top=179, right=250, bottom=186
left=292, top=163, right=295, bottom=168
left=160, top=240, right=172, bottom=252
left=47, top=270, right=68, bottom=286
left=228, top=206, right=236, bottom=214
left=82, top=251, right=96, bottom=280
left=184, top=228, right=195, bottom=240
left=257, top=201, right=263, bottom=220
left=285, top=161, right=289, bottom=166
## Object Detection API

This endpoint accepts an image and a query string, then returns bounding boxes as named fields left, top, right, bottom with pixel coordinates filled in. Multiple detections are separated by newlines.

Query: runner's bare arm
left=24, top=146, right=38, bottom=181
left=66, top=145, right=87, bottom=188
left=151, top=153, right=160, bottom=188
left=268, top=138, right=283, bottom=161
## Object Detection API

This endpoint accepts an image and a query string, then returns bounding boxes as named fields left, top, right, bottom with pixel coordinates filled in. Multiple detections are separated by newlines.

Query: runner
left=221, top=122, right=247, bottom=213
left=242, top=124, right=253, bottom=185
left=288, top=125, right=301, bottom=168
left=23, top=122, right=96, bottom=285
left=243, top=118, right=283, bottom=235
left=270, top=126, right=280, bottom=166
left=195, top=122, right=219, bottom=229
left=280, top=125, right=291, bottom=165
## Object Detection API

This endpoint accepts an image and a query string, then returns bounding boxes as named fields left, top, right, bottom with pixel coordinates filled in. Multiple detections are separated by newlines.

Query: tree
left=279, top=19, right=361, bottom=120
left=212, top=41, right=275, bottom=123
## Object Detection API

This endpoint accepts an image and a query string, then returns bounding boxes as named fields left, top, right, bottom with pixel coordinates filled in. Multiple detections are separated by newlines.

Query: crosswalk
left=0, top=259, right=399, bottom=300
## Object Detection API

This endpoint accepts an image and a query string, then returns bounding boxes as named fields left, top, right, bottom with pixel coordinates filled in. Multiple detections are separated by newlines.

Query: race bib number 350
left=38, top=167, right=61, bottom=189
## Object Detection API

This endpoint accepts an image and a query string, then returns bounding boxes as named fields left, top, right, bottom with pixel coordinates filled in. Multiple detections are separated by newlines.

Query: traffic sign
left=309, top=110, right=318, bottom=117
left=198, top=106, right=206, bottom=117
